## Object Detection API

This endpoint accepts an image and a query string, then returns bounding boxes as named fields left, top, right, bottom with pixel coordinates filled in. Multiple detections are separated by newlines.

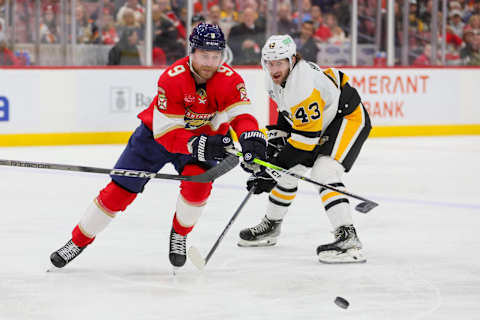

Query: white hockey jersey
left=266, top=59, right=350, bottom=152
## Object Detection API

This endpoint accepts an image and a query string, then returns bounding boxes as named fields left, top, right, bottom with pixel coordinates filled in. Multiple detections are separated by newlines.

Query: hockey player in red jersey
left=50, top=23, right=267, bottom=268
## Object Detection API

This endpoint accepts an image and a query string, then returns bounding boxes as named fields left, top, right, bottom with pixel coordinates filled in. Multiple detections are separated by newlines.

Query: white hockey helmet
left=261, top=35, right=297, bottom=71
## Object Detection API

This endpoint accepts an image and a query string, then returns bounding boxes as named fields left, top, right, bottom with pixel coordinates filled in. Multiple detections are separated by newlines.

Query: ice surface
left=1, top=136, right=479, bottom=320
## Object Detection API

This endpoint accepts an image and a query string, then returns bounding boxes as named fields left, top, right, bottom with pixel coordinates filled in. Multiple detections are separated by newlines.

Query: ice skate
left=169, top=227, right=187, bottom=267
left=238, top=215, right=283, bottom=247
left=316, top=225, right=366, bottom=264
left=50, top=239, right=86, bottom=268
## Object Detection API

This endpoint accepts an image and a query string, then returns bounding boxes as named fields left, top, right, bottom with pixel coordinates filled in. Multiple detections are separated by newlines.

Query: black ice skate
left=169, top=227, right=187, bottom=267
left=238, top=215, right=283, bottom=247
left=316, top=225, right=366, bottom=264
left=50, top=239, right=86, bottom=268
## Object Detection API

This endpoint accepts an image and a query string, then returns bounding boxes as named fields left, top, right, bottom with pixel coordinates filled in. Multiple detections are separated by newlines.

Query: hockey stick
left=0, top=155, right=239, bottom=183
left=228, top=149, right=378, bottom=213
left=188, top=186, right=256, bottom=270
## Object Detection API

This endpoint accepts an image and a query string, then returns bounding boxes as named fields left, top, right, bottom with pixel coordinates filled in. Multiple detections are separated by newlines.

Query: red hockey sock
left=72, top=225, right=95, bottom=247
left=172, top=213, right=194, bottom=236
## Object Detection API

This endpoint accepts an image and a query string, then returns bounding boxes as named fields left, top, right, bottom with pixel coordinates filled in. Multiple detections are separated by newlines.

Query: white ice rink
left=1, top=136, right=479, bottom=320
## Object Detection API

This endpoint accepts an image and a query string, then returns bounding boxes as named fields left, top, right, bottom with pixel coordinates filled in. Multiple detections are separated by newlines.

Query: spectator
left=325, top=12, right=345, bottom=45
left=450, top=9, right=465, bottom=38
left=243, top=0, right=266, bottom=30
left=413, top=43, right=432, bottom=65
left=206, top=4, right=221, bottom=25
left=117, top=8, right=142, bottom=41
left=157, top=0, right=186, bottom=40
left=463, top=31, right=480, bottom=65
left=293, top=20, right=319, bottom=62
left=116, top=0, right=144, bottom=24
left=293, top=0, right=313, bottom=25
left=463, top=0, right=480, bottom=23
left=0, top=33, right=19, bottom=66
left=219, top=0, right=238, bottom=37
left=310, top=5, right=322, bottom=30
left=460, top=28, right=477, bottom=60
left=313, top=0, right=336, bottom=13
left=314, top=12, right=332, bottom=42
left=100, top=13, right=119, bottom=45
left=466, top=14, right=480, bottom=33
left=228, top=7, right=264, bottom=65
left=329, top=25, right=347, bottom=45
left=107, top=28, right=141, bottom=65
left=152, top=4, right=184, bottom=64
left=75, top=4, right=100, bottom=43
left=277, top=3, right=297, bottom=36
left=90, top=0, right=115, bottom=21
left=40, top=5, right=59, bottom=43
left=419, top=0, right=433, bottom=31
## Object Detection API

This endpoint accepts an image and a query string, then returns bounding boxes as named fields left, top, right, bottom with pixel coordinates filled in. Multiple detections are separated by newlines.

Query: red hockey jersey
left=137, top=56, right=258, bottom=154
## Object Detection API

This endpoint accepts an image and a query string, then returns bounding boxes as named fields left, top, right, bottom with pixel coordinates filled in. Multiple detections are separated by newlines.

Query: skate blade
left=318, top=248, right=367, bottom=264
left=237, top=238, right=277, bottom=247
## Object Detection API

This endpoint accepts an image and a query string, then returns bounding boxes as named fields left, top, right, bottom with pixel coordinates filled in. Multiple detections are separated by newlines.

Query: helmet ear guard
left=261, top=35, right=297, bottom=71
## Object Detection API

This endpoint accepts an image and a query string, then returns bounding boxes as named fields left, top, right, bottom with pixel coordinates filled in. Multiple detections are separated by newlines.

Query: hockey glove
left=188, top=134, right=233, bottom=162
left=246, top=170, right=277, bottom=195
left=239, top=130, right=267, bottom=174
left=265, top=125, right=290, bottom=159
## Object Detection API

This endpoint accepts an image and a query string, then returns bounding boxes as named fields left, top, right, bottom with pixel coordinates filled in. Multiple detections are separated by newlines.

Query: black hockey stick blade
left=355, top=201, right=379, bottom=214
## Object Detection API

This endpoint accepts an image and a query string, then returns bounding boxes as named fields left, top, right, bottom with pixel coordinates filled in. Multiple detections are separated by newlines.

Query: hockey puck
left=334, top=296, right=349, bottom=309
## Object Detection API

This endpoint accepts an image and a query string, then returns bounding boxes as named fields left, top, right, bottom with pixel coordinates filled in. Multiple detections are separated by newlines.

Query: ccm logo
left=110, top=169, right=156, bottom=178
left=0, top=96, right=9, bottom=121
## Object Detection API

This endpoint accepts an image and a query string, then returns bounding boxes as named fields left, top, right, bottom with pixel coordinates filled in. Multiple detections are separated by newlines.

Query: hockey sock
left=266, top=185, right=297, bottom=220
left=173, top=195, right=206, bottom=236
left=320, top=183, right=354, bottom=230
left=72, top=181, right=137, bottom=247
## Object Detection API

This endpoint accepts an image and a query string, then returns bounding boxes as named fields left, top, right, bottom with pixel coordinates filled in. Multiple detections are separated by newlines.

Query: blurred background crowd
left=0, top=0, right=479, bottom=66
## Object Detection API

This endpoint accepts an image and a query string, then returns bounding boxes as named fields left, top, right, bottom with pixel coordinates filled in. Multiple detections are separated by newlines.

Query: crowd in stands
left=0, top=0, right=479, bottom=66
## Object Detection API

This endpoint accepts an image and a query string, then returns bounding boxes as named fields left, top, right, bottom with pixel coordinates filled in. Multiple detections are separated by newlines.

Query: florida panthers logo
left=197, top=88, right=207, bottom=104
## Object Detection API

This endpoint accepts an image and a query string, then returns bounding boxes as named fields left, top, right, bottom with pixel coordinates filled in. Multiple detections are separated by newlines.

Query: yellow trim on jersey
left=334, top=105, right=364, bottom=162
left=323, top=69, right=338, bottom=87
left=271, top=189, right=296, bottom=201
left=288, top=138, right=317, bottom=151
left=223, top=100, right=251, bottom=113
left=340, top=72, right=349, bottom=87
left=321, top=191, right=342, bottom=203
left=161, top=113, right=185, bottom=119
left=153, top=125, right=184, bottom=139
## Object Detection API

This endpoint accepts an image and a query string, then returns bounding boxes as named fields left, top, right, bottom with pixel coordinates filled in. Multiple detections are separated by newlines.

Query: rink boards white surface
left=1, top=136, right=479, bottom=320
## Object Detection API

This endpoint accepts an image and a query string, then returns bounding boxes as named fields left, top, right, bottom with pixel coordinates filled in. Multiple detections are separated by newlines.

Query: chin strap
left=188, top=56, right=205, bottom=81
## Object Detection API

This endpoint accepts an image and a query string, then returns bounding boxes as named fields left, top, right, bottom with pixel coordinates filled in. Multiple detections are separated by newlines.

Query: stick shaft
left=228, top=150, right=377, bottom=206
left=0, top=155, right=239, bottom=183
left=204, top=187, right=256, bottom=265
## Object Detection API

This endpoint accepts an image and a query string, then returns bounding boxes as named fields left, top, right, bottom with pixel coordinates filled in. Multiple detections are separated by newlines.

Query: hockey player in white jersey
left=238, top=35, right=372, bottom=264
